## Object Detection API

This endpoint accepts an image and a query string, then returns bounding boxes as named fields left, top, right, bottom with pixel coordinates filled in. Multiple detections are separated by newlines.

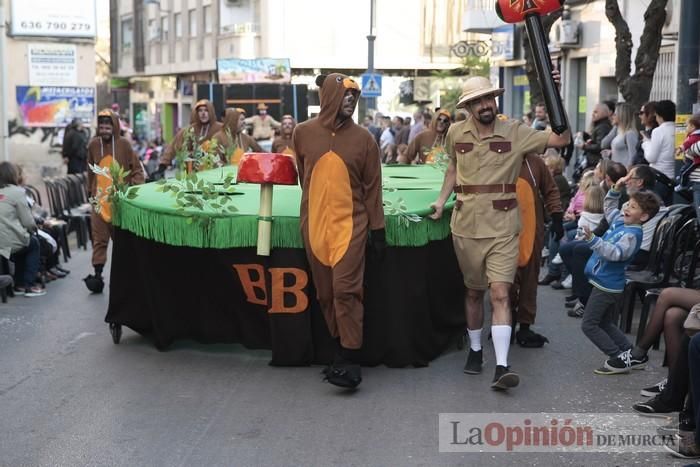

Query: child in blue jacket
left=578, top=182, right=661, bottom=375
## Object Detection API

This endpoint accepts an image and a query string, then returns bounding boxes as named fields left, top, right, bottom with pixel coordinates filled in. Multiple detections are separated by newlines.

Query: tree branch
left=604, top=0, right=633, bottom=92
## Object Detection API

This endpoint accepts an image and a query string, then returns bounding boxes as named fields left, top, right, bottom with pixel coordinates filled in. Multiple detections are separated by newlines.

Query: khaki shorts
left=452, top=234, right=519, bottom=290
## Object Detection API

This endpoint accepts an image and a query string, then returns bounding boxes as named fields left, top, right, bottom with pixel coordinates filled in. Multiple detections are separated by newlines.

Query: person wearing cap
left=245, top=103, right=281, bottom=141
left=271, top=115, right=296, bottom=155
left=84, top=109, right=144, bottom=293
left=429, top=74, right=570, bottom=390
left=159, top=99, right=223, bottom=171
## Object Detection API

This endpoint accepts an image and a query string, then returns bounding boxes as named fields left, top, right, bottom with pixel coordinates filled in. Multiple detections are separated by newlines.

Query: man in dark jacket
left=62, top=118, right=89, bottom=174
left=582, top=103, right=613, bottom=169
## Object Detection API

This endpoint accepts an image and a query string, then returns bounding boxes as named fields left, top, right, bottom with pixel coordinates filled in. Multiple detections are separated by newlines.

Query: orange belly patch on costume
left=308, top=151, right=353, bottom=267
left=517, top=177, right=536, bottom=267
left=97, top=155, right=114, bottom=223
left=230, top=147, right=245, bottom=165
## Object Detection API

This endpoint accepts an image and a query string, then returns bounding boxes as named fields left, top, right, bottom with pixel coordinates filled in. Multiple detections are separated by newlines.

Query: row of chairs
left=617, top=204, right=700, bottom=344
left=42, top=173, right=92, bottom=255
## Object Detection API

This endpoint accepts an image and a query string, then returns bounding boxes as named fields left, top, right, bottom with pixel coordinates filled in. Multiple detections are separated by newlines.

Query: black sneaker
left=641, top=378, right=667, bottom=397
left=491, top=365, right=519, bottom=390
left=565, top=294, right=577, bottom=302
left=463, top=349, right=483, bottom=374
left=603, top=349, right=648, bottom=373
left=633, top=394, right=679, bottom=417
left=322, top=363, right=362, bottom=389
left=538, top=274, right=559, bottom=286
left=516, top=328, right=549, bottom=348
left=565, top=298, right=581, bottom=309
left=567, top=301, right=585, bottom=318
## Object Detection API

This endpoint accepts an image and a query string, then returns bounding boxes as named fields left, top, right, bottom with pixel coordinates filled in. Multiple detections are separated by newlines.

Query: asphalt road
left=0, top=247, right=689, bottom=466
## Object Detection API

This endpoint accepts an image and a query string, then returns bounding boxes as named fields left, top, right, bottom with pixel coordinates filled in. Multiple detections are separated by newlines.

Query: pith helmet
left=456, top=76, right=504, bottom=109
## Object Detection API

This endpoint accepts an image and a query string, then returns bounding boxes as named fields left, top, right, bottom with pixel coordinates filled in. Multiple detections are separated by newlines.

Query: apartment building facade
left=111, top=0, right=470, bottom=142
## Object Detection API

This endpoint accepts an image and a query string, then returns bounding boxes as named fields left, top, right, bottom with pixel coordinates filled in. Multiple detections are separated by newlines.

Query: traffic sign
left=361, top=73, right=382, bottom=98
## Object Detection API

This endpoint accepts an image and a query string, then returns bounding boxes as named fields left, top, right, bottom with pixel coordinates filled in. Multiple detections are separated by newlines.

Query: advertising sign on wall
left=16, top=86, right=95, bottom=127
left=28, top=43, right=77, bottom=87
left=217, top=58, right=291, bottom=84
left=11, top=0, right=97, bottom=38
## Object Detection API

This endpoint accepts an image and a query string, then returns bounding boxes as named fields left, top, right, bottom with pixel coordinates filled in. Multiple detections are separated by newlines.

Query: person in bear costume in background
left=84, top=109, right=144, bottom=293
left=292, top=73, right=385, bottom=389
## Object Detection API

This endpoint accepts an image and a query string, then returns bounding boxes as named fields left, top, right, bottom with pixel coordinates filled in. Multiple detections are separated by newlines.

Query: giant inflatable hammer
left=496, top=0, right=569, bottom=135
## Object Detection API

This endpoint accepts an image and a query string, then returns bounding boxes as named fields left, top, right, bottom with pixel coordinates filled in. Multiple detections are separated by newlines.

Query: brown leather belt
left=454, top=184, right=516, bottom=194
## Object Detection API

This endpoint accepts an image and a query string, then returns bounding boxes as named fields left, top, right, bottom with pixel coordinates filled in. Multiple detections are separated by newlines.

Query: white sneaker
left=551, top=253, right=563, bottom=265
left=561, top=274, right=572, bottom=289
left=541, top=247, right=550, bottom=258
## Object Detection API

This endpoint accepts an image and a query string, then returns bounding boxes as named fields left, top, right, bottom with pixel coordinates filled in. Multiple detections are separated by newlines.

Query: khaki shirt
left=447, top=117, right=551, bottom=239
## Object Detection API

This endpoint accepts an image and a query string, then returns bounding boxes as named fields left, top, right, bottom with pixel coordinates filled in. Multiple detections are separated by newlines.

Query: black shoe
left=322, top=363, right=362, bottom=389
left=538, top=274, right=559, bottom=285
left=55, top=266, right=70, bottom=274
left=632, top=394, right=680, bottom=417
left=565, top=298, right=581, bottom=308
left=48, top=267, right=67, bottom=278
left=565, top=294, right=577, bottom=301
left=516, top=328, right=549, bottom=348
left=551, top=281, right=565, bottom=290
left=665, top=430, right=700, bottom=459
left=567, top=301, right=585, bottom=318
left=603, top=349, right=648, bottom=373
left=463, top=349, right=483, bottom=374
left=83, top=274, right=104, bottom=293
left=641, top=378, right=668, bottom=397
left=491, top=365, right=519, bottom=390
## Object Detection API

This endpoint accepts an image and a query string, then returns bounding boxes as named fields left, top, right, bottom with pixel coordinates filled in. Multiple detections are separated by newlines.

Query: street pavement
left=0, top=247, right=690, bottom=466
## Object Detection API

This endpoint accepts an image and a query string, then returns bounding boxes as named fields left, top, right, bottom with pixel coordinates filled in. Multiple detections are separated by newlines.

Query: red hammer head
left=496, top=0, right=565, bottom=23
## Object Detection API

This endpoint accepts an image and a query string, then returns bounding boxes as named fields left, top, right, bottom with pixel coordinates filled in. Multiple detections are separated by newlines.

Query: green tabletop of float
left=113, top=164, right=456, bottom=249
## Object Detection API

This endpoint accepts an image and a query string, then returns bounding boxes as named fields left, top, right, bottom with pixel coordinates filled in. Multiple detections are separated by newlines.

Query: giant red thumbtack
left=496, top=0, right=570, bottom=135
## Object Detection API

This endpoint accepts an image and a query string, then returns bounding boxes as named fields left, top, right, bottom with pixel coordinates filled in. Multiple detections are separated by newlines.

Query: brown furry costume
left=271, top=115, right=296, bottom=156
left=510, top=153, right=562, bottom=335
left=160, top=100, right=223, bottom=166
left=292, top=73, right=384, bottom=351
left=86, top=109, right=144, bottom=268
left=404, top=109, right=451, bottom=163
left=211, top=108, right=263, bottom=165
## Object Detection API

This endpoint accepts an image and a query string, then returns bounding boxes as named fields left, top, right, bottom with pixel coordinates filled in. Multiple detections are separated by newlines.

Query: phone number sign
left=11, top=0, right=96, bottom=38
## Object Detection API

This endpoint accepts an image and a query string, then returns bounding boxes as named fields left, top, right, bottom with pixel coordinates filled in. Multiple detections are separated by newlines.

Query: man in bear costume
left=159, top=99, right=223, bottom=170
left=84, top=109, right=144, bottom=293
left=510, top=152, right=563, bottom=347
left=292, top=73, right=385, bottom=389
left=212, top=108, right=263, bottom=165
left=271, top=115, right=297, bottom=156
left=400, top=109, right=452, bottom=164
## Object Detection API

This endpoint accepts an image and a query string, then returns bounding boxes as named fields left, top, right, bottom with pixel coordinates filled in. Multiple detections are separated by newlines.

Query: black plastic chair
left=618, top=212, right=687, bottom=333
left=634, top=218, right=699, bottom=344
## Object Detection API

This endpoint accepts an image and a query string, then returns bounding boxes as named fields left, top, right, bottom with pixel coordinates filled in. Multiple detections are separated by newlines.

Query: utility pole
left=0, top=0, right=9, bottom=161
left=365, top=0, right=377, bottom=112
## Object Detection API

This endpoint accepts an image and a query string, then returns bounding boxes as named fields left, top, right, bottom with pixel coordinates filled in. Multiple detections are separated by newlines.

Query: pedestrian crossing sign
left=361, top=73, right=382, bottom=98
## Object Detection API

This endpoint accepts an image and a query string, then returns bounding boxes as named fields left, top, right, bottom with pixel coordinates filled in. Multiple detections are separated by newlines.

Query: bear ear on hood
left=315, top=74, right=327, bottom=87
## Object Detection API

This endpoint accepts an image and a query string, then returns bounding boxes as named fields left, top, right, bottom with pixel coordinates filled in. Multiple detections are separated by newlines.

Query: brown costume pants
left=304, top=230, right=366, bottom=350
left=91, top=212, right=113, bottom=267
left=511, top=231, right=545, bottom=325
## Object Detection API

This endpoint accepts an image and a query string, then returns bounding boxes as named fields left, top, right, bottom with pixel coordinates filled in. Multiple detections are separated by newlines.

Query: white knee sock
left=491, top=325, right=511, bottom=367
left=467, top=328, right=482, bottom=352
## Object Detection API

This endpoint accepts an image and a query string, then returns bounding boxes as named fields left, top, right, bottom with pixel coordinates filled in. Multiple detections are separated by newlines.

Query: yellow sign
left=578, top=96, right=587, bottom=114
left=513, top=75, right=529, bottom=87
left=676, top=114, right=690, bottom=160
